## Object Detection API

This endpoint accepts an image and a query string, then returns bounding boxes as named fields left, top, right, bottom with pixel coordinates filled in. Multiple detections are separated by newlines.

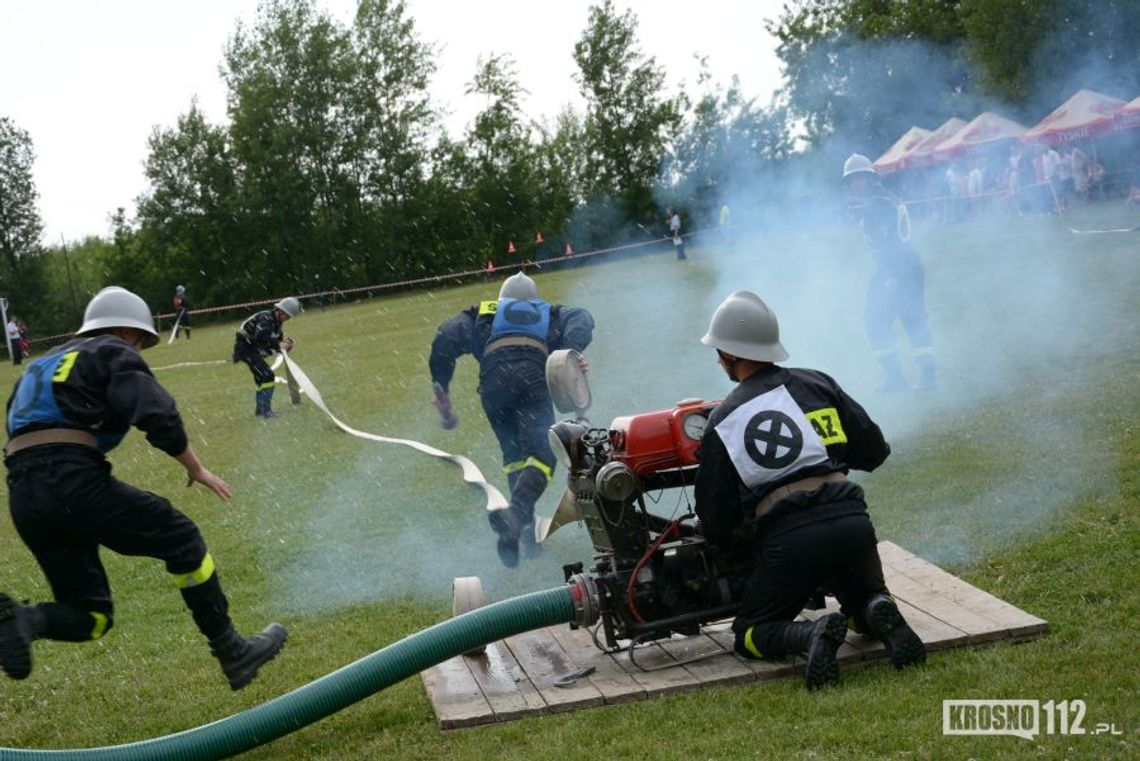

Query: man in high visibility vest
left=429, top=273, right=595, bottom=567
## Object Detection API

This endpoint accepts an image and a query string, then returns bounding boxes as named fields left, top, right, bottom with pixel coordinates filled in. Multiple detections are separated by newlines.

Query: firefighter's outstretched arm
left=428, top=311, right=476, bottom=429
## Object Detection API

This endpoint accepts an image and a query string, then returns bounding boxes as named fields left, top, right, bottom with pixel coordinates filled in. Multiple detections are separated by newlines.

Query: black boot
left=0, top=594, right=35, bottom=680
left=209, top=623, right=288, bottom=690
left=488, top=508, right=523, bottom=568
left=862, top=596, right=925, bottom=669
left=782, top=613, right=847, bottom=691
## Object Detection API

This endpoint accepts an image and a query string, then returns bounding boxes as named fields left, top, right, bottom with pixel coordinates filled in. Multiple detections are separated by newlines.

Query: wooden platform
left=420, top=541, right=1048, bottom=728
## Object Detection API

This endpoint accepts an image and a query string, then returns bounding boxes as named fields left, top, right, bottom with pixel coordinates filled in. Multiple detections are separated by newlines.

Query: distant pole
left=0, top=297, right=11, bottom=360
left=60, top=235, right=79, bottom=320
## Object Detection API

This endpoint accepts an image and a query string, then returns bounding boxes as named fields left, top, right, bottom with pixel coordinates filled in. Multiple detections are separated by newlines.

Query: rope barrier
left=271, top=353, right=509, bottom=512
left=26, top=232, right=683, bottom=348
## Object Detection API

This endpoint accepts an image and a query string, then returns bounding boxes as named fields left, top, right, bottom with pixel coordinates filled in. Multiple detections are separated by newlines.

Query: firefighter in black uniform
left=429, top=272, right=594, bottom=568
left=232, top=297, right=302, bottom=418
left=173, top=284, right=191, bottom=340
left=0, top=286, right=286, bottom=689
left=694, top=290, right=925, bottom=690
left=843, top=153, right=936, bottom=392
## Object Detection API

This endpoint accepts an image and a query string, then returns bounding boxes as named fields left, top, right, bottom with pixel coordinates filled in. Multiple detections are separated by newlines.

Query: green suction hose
left=0, top=585, right=578, bottom=761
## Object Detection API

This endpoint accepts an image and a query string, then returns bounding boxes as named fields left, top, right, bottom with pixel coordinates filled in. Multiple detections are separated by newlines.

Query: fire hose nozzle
left=566, top=572, right=600, bottom=628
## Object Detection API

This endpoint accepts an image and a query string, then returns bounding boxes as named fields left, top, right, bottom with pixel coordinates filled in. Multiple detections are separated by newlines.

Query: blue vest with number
left=7, top=349, right=73, bottom=435
left=490, top=298, right=551, bottom=343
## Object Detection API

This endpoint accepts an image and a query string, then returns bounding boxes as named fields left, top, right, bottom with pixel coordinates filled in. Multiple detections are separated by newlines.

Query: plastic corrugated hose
left=0, top=586, right=575, bottom=761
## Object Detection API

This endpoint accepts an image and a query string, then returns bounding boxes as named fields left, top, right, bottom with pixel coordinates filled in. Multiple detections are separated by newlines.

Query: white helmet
left=842, top=153, right=877, bottom=179
left=274, top=297, right=303, bottom=317
left=499, top=272, right=538, bottom=300
left=77, top=286, right=159, bottom=349
left=700, top=290, right=788, bottom=363
left=175, top=284, right=186, bottom=296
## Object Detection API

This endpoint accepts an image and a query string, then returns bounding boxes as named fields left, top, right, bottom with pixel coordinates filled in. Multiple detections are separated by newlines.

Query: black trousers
left=6, top=445, right=231, bottom=642
left=235, top=348, right=275, bottom=387
left=865, top=265, right=933, bottom=352
left=733, top=512, right=888, bottom=659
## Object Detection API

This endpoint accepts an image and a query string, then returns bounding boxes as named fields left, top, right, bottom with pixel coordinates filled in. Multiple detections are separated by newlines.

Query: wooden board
left=420, top=541, right=1048, bottom=728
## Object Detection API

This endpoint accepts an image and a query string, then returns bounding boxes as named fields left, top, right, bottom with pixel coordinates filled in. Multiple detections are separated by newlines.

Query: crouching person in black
left=693, top=290, right=925, bottom=690
left=0, top=286, right=286, bottom=689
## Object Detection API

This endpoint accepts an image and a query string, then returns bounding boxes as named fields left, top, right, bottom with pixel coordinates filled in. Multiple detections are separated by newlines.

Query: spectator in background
left=967, top=163, right=984, bottom=217
left=16, top=318, right=29, bottom=359
left=1088, top=159, right=1106, bottom=200
left=1006, top=145, right=1023, bottom=211
left=1071, top=146, right=1091, bottom=203
left=6, top=315, right=23, bottom=365
left=1057, top=147, right=1074, bottom=209
left=719, top=203, right=731, bottom=245
left=1042, top=145, right=1062, bottom=212
left=667, top=207, right=687, bottom=260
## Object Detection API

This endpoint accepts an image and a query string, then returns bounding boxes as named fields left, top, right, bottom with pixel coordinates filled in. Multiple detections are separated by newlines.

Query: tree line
left=2, top=0, right=1135, bottom=338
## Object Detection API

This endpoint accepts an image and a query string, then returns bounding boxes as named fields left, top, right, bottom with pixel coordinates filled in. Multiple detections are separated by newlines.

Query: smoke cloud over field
left=271, top=33, right=1137, bottom=614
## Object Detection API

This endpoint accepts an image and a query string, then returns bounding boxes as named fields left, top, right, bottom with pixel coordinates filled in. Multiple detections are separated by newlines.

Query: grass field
left=1, top=202, right=1137, bottom=759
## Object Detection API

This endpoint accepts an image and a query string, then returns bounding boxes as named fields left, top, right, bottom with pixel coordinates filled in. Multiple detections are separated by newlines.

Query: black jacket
left=233, top=310, right=284, bottom=360
left=858, top=193, right=922, bottom=275
left=429, top=299, right=595, bottom=393
left=6, top=334, right=188, bottom=456
left=694, top=365, right=889, bottom=546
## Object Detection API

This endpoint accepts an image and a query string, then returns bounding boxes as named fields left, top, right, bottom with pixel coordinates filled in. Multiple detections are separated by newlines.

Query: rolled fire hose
left=0, top=586, right=577, bottom=761
left=271, top=353, right=507, bottom=511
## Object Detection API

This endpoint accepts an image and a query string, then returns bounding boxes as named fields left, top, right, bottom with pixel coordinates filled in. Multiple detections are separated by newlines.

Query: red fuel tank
left=608, top=399, right=720, bottom=474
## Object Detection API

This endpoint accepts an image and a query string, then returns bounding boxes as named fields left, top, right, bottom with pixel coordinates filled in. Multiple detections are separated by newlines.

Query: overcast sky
left=0, top=1, right=785, bottom=243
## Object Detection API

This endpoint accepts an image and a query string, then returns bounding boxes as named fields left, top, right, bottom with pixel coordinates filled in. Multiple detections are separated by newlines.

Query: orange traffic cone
left=536, top=231, right=544, bottom=245
left=564, top=243, right=574, bottom=256
left=486, top=258, right=495, bottom=273
left=507, top=240, right=517, bottom=255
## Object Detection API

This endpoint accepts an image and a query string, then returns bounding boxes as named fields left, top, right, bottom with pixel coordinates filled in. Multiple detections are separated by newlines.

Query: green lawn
left=1, top=202, right=1137, bottom=759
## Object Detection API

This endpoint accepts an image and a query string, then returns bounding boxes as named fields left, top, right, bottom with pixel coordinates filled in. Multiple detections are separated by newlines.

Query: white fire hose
left=271, top=353, right=508, bottom=511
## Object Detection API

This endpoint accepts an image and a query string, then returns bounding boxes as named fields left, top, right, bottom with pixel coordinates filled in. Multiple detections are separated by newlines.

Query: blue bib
left=490, top=298, right=551, bottom=343
left=8, top=349, right=72, bottom=436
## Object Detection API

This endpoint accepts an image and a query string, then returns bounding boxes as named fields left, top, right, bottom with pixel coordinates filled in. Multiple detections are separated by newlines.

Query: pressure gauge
left=681, top=412, right=707, bottom=441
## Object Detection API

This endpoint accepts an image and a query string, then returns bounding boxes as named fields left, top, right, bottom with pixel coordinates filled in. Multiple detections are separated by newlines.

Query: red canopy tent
left=904, top=117, right=967, bottom=169
left=872, top=126, right=932, bottom=174
left=1114, top=96, right=1140, bottom=131
left=931, top=112, right=1027, bottom=160
left=1022, top=89, right=1126, bottom=145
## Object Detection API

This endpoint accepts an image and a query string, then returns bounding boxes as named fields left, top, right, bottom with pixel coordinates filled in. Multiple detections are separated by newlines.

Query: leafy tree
left=0, top=116, right=49, bottom=339
left=771, top=0, right=1140, bottom=151
left=573, top=0, right=681, bottom=230
left=224, top=0, right=358, bottom=296
left=347, top=0, right=438, bottom=282
left=961, top=0, right=1140, bottom=105
left=667, top=64, right=795, bottom=227
left=767, top=0, right=974, bottom=150
left=460, top=54, right=544, bottom=264
left=134, top=102, right=241, bottom=307
left=0, top=116, right=44, bottom=278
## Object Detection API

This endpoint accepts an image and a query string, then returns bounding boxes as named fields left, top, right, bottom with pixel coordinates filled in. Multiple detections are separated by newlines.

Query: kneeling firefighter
left=693, top=290, right=925, bottom=690
left=232, top=297, right=303, bottom=418
left=0, top=286, right=286, bottom=690
left=429, top=272, right=595, bottom=568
